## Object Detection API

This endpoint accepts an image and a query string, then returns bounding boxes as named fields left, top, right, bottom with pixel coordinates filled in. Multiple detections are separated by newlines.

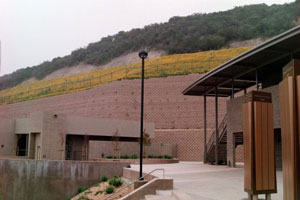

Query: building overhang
left=182, top=25, right=300, bottom=97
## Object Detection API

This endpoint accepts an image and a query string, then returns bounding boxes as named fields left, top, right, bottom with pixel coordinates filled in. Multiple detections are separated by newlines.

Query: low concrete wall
left=123, top=168, right=157, bottom=181
left=89, top=141, right=177, bottom=159
left=90, top=158, right=179, bottom=164
left=0, top=158, right=129, bottom=200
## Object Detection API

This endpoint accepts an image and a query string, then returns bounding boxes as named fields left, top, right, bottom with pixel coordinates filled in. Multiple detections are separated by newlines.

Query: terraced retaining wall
left=0, top=74, right=228, bottom=161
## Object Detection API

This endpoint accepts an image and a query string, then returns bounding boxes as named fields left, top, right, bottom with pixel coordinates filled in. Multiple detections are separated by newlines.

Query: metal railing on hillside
left=0, top=58, right=231, bottom=105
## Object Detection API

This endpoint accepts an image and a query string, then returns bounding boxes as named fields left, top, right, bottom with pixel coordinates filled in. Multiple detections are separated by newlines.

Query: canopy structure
left=183, top=25, right=300, bottom=97
left=182, top=25, right=300, bottom=166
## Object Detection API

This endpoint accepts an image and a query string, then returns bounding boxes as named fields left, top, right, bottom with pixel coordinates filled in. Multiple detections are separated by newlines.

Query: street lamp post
left=138, top=50, right=148, bottom=180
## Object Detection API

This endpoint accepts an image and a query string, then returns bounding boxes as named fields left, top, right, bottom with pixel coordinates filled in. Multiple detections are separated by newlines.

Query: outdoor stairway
left=206, top=114, right=228, bottom=165
left=143, top=190, right=192, bottom=200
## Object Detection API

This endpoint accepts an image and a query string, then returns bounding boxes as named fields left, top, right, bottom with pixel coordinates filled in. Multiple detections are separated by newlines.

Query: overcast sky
left=0, top=0, right=295, bottom=75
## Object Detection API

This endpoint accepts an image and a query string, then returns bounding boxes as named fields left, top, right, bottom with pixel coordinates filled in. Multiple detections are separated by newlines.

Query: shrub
left=106, top=156, right=113, bottom=159
left=77, top=187, right=88, bottom=194
left=164, top=155, right=173, bottom=159
left=130, top=154, right=138, bottom=159
left=120, top=155, right=129, bottom=159
left=105, top=186, right=114, bottom=194
left=148, top=155, right=154, bottom=158
left=101, top=153, right=105, bottom=158
left=95, top=190, right=103, bottom=196
left=101, top=175, right=108, bottom=182
left=158, top=155, right=163, bottom=159
left=109, top=177, right=123, bottom=187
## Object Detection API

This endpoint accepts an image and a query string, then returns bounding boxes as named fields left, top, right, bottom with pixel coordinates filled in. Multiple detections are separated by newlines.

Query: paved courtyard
left=131, top=162, right=283, bottom=200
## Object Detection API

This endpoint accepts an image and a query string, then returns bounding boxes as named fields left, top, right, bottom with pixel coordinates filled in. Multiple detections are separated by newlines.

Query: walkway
left=131, top=162, right=283, bottom=200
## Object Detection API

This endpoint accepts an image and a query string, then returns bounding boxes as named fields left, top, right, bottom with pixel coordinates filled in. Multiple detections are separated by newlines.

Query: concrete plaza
left=131, top=162, right=283, bottom=200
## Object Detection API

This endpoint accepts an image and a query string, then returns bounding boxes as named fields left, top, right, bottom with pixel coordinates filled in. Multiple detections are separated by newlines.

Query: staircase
left=206, top=114, right=228, bottom=164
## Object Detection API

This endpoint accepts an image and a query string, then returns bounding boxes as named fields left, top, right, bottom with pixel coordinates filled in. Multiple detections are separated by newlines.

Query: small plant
left=78, top=196, right=90, bottom=200
left=101, top=153, right=105, bottom=158
left=101, top=175, right=108, bottom=182
left=109, top=176, right=123, bottom=187
left=95, top=190, right=104, bottom=196
left=106, top=156, right=113, bottom=159
left=105, top=185, right=114, bottom=194
left=93, top=183, right=99, bottom=187
left=77, top=187, right=88, bottom=194
left=84, top=191, right=92, bottom=195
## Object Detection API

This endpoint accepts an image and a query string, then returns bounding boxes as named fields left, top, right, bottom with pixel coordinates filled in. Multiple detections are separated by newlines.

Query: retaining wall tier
left=0, top=158, right=129, bottom=200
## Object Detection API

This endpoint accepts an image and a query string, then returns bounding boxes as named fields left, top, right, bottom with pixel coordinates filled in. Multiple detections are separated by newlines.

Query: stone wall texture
left=0, top=74, right=228, bottom=161
left=0, top=158, right=129, bottom=200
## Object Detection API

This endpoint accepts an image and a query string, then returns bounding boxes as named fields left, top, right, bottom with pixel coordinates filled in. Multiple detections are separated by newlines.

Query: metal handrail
left=103, top=168, right=165, bottom=200
left=206, top=114, right=228, bottom=155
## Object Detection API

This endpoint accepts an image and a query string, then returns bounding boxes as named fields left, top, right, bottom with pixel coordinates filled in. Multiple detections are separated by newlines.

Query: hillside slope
left=0, top=47, right=251, bottom=105
left=0, top=2, right=298, bottom=91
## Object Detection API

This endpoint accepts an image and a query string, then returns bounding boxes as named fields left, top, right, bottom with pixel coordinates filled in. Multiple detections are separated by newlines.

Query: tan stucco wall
left=0, top=119, right=15, bottom=157
left=0, top=111, right=155, bottom=160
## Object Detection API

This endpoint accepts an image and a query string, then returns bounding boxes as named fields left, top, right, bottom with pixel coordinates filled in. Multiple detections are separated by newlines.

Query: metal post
left=215, top=87, right=219, bottom=165
left=139, top=57, right=145, bottom=180
left=204, top=95, right=207, bottom=163
left=231, top=78, right=234, bottom=99
left=256, top=68, right=259, bottom=91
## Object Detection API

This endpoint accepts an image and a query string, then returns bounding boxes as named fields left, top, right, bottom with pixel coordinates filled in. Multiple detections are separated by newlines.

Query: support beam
left=256, top=68, right=259, bottom=91
left=234, top=79, right=257, bottom=83
left=204, top=95, right=207, bottom=164
left=203, top=51, right=295, bottom=95
left=231, top=79, right=234, bottom=99
left=215, top=87, right=219, bottom=165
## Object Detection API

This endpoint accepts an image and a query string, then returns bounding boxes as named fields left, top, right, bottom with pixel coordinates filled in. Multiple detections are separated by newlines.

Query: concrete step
left=172, top=190, right=193, bottom=200
left=144, top=194, right=174, bottom=200
left=156, top=190, right=173, bottom=196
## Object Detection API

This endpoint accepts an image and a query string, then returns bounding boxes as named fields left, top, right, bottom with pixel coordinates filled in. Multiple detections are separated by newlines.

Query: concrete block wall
left=0, top=74, right=227, bottom=161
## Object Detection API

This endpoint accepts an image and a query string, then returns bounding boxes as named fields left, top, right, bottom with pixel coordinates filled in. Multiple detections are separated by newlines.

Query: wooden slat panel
left=254, top=101, right=263, bottom=191
left=287, top=77, right=296, bottom=199
left=296, top=76, right=300, bottom=199
left=280, top=78, right=290, bottom=200
left=243, top=102, right=252, bottom=190
left=261, top=102, right=269, bottom=190
left=279, top=77, right=296, bottom=200
left=267, top=103, right=275, bottom=190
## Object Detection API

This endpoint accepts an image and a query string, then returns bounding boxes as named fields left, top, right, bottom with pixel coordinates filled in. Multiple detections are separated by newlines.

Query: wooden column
left=204, top=95, right=207, bottom=164
left=243, top=91, right=277, bottom=199
left=279, top=59, right=300, bottom=200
